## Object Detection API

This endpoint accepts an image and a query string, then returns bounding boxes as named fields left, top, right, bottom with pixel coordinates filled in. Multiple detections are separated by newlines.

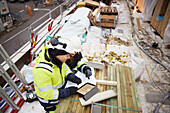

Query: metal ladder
left=0, top=44, right=27, bottom=111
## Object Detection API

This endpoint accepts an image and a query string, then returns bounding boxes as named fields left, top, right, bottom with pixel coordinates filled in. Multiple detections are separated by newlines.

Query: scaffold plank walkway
left=56, top=64, right=142, bottom=113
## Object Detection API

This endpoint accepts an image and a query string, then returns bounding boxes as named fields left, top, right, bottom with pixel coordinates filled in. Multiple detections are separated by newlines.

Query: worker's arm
left=58, top=87, right=78, bottom=99
left=33, top=68, right=78, bottom=100
left=64, top=63, right=82, bottom=85
left=33, top=68, right=60, bottom=100
left=78, top=64, right=92, bottom=79
left=74, top=52, right=92, bottom=79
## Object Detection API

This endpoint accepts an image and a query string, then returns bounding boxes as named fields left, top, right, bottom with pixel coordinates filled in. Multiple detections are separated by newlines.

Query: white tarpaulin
left=56, top=7, right=91, bottom=39
left=140, top=0, right=158, bottom=21
left=163, top=19, right=170, bottom=46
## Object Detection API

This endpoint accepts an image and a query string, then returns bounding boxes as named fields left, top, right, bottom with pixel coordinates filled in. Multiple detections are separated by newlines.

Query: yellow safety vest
left=33, top=46, right=72, bottom=101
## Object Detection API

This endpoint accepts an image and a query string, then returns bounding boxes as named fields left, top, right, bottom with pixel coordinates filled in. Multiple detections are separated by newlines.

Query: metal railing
left=0, top=1, right=72, bottom=64
left=0, top=0, right=77, bottom=112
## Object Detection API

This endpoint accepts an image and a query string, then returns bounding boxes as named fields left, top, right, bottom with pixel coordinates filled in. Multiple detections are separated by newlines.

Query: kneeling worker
left=33, top=38, right=82, bottom=113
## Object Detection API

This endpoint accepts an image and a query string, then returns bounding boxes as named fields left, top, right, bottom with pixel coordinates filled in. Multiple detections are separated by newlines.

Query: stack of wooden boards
left=56, top=64, right=142, bottom=113
left=88, top=7, right=118, bottom=28
left=100, top=7, right=118, bottom=28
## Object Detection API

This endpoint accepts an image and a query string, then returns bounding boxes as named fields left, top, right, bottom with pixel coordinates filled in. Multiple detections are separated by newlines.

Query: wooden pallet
left=136, top=18, right=141, bottom=31
left=101, top=7, right=118, bottom=15
left=56, top=65, right=142, bottom=113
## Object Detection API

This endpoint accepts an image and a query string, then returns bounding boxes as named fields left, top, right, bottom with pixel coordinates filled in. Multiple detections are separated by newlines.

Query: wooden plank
left=124, top=66, right=135, bottom=113
left=72, top=95, right=79, bottom=112
left=84, top=0, right=100, bottom=7
left=64, top=96, right=72, bottom=112
left=158, top=1, right=170, bottom=38
left=101, top=15, right=115, bottom=20
left=151, top=0, right=170, bottom=38
left=102, top=66, right=107, bottom=113
left=112, top=65, right=118, bottom=113
left=109, top=66, right=114, bottom=113
left=101, top=23, right=115, bottom=28
left=151, top=0, right=164, bottom=29
left=119, top=65, right=127, bottom=113
left=122, top=66, right=130, bottom=113
left=106, top=66, right=111, bottom=113
left=136, top=18, right=141, bottom=31
left=67, top=96, right=76, bottom=112
left=96, top=80, right=117, bottom=86
left=116, top=64, right=123, bottom=113
left=136, top=0, right=144, bottom=12
left=95, top=69, right=100, bottom=80
left=132, top=0, right=138, bottom=5
left=129, top=67, right=142, bottom=112
left=58, top=99, right=69, bottom=112
left=84, top=104, right=91, bottom=113
left=127, top=67, right=138, bottom=113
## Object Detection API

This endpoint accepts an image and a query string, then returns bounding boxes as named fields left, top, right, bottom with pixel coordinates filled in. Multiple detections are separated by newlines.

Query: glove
left=84, top=68, right=92, bottom=79
left=68, top=87, right=78, bottom=95
left=72, top=70, right=78, bottom=74
left=72, top=77, right=82, bottom=85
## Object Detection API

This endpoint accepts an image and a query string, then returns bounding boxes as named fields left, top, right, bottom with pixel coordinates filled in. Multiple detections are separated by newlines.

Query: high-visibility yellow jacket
left=33, top=46, right=72, bottom=101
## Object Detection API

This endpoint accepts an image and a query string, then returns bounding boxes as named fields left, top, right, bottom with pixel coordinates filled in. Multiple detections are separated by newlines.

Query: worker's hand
left=72, top=70, right=78, bottom=74
left=68, top=87, right=78, bottom=95
left=72, top=77, right=82, bottom=85
left=84, top=67, right=92, bottom=79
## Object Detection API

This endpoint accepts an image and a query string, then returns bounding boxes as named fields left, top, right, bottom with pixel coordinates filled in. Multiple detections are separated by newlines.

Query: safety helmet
left=48, top=38, right=75, bottom=54
left=70, top=36, right=81, bottom=52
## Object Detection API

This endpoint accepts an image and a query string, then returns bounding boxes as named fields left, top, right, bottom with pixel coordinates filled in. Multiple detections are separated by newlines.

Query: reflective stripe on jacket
left=33, top=46, right=72, bottom=100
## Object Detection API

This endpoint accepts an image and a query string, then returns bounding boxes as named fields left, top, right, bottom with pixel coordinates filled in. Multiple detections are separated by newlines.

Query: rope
left=63, top=98, right=142, bottom=112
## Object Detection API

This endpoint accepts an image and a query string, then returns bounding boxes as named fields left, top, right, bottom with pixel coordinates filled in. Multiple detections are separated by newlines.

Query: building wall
left=0, top=0, right=13, bottom=32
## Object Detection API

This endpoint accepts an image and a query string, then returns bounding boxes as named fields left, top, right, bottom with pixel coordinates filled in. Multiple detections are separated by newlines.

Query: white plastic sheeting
left=112, top=4, right=129, bottom=23
left=56, top=7, right=91, bottom=39
left=140, top=0, right=158, bottom=21
left=163, top=19, right=170, bottom=46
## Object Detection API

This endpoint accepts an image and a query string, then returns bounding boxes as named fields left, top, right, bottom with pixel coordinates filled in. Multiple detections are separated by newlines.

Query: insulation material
left=24, top=66, right=34, bottom=84
left=131, top=51, right=145, bottom=81
left=108, top=35, right=132, bottom=46
left=86, top=26, right=104, bottom=41
left=56, top=7, right=91, bottom=39
left=103, top=45, right=131, bottom=66
left=111, top=4, right=129, bottom=23
left=82, top=32, right=132, bottom=66
left=65, top=67, right=96, bottom=89
left=81, top=43, right=105, bottom=64
left=163, top=19, right=170, bottom=46
left=140, top=0, right=158, bottom=21
left=79, top=90, right=117, bottom=106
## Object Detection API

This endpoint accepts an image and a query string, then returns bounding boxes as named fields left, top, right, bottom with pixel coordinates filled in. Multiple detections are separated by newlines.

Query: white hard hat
left=70, top=36, right=81, bottom=52
left=48, top=38, right=75, bottom=54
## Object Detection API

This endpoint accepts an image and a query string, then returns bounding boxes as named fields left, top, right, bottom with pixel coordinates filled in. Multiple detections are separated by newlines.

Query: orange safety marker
left=33, top=35, right=38, bottom=49
left=30, top=34, right=38, bottom=63
left=48, top=20, right=53, bottom=32
left=30, top=33, right=34, bottom=63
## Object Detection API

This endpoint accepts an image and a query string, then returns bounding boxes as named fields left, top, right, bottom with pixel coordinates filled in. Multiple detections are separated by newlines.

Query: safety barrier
left=24, top=5, right=32, bottom=20
left=0, top=0, right=77, bottom=112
